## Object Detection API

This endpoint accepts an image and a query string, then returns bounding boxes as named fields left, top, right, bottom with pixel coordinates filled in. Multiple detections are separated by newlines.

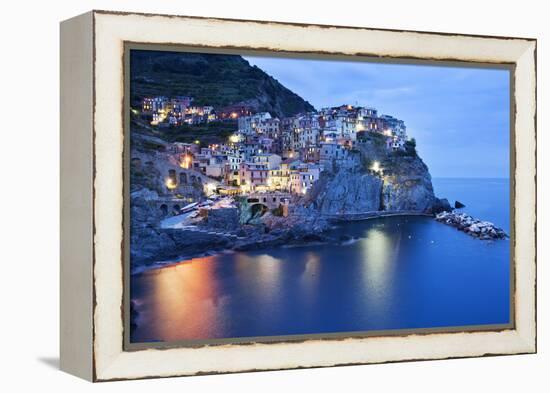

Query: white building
left=251, top=153, right=282, bottom=170
left=142, top=96, right=168, bottom=113
left=298, top=126, right=321, bottom=148
left=386, top=136, right=406, bottom=151
left=380, top=114, right=407, bottom=140
left=205, top=156, right=227, bottom=178
left=289, top=163, right=321, bottom=195
left=357, top=107, right=378, bottom=119
left=319, top=142, right=348, bottom=162
left=256, top=118, right=280, bottom=136
left=241, top=143, right=261, bottom=161
left=227, top=151, right=244, bottom=171
left=335, top=117, right=357, bottom=142
left=238, top=112, right=272, bottom=134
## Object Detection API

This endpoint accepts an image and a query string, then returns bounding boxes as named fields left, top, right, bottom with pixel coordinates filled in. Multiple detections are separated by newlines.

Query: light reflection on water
left=360, top=229, right=399, bottom=324
left=361, top=229, right=392, bottom=291
left=143, top=258, right=223, bottom=341
left=300, top=252, right=321, bottom=305
left=131, top=216, right=510, bottom=343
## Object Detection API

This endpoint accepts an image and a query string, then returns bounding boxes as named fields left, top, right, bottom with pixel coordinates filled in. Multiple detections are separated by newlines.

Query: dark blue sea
left=130, top=178, right=511, bottom=343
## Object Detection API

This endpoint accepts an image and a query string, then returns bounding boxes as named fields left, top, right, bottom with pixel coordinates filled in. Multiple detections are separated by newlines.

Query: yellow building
left=267, top=162, right=291, bottom=191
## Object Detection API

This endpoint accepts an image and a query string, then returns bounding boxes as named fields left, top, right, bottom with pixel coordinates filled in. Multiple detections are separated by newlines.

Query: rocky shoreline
left=130, top=224, right=352, bottom=274
left=131, top=208, right=508, bottom=273
left=131, top=194, right=441, bottom=272
left=435, top=211, right=508, bottom=240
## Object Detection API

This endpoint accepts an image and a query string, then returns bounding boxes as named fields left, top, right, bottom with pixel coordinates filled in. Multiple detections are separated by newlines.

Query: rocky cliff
left=307, top=170, right=383, bottom=215
left=301, top=133, right=450, bottom=217
left=381, top=155, right=447, bottom=213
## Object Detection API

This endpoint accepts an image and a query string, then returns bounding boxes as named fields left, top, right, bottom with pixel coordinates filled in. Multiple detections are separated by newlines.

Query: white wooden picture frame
left=60, top=10, right=536, bottom=381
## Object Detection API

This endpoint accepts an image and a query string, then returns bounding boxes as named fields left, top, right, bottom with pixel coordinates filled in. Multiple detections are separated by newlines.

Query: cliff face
left=308, top=170, right=383, bottom=215
left=130, top=50, right=315, bottom=118
left=303, top=133, right=450, bottom=216
left=381, top=156, right=443, bottom=213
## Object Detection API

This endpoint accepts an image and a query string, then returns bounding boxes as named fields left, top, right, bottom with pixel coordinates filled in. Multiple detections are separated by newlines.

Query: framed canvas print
left=60, top=10, right=537, bottom=381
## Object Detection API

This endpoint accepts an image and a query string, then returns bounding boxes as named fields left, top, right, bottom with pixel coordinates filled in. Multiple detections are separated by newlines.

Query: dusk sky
left=245, top=56, right=510, bottom=179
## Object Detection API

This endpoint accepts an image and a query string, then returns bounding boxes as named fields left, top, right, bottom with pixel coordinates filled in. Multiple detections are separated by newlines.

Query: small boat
left=180, top=202, right=199, bottom=213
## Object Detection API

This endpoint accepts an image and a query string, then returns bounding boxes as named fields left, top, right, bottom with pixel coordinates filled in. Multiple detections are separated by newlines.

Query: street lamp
left=165, top=178, right=177, bottom=190
left=179, top=154, right=191, bottom=169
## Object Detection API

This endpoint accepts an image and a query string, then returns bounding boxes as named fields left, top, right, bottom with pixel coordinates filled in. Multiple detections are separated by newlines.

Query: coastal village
left=130, top=93, right=508, bottom=266
left=135, top=95, right=409, bottom=219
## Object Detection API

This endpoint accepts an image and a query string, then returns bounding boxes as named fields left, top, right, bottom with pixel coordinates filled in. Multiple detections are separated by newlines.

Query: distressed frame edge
left=59, top=10, right=95, bottom=382
left=513, top=40, right=537, bottom=354
left=90, top=11, right=537, bottom=381
left=91, top=9, right=537, bottom=42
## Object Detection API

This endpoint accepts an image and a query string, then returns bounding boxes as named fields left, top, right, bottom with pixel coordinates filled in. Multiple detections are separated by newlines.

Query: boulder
left=454, top=200, right=466, bottom=209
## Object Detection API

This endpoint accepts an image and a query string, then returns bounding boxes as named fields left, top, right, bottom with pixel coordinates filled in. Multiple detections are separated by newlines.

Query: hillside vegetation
left=131, top=118, right=236, bottom=148
left=130, top=50, right=315, bottom=118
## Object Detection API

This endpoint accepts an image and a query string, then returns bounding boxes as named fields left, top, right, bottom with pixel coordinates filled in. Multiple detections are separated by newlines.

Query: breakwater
left=435, top=211, right=508, bottom=240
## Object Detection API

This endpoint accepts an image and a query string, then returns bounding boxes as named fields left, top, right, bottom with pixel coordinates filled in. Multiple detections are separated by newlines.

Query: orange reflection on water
left=143, top=256, right=223, bottom=341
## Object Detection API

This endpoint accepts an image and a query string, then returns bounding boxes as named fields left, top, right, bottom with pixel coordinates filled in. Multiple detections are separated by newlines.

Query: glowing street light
left=165, top=178, right=177, bottom=190
left=179, top=154, right=191, bottom=169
